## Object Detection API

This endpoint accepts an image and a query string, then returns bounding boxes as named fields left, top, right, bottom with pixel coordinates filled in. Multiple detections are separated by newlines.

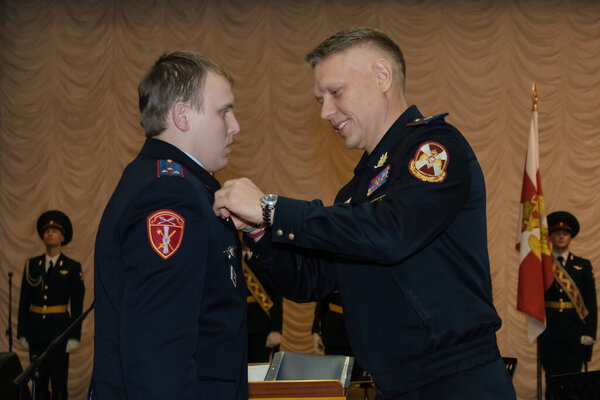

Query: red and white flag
left=516, top=85, right=555, bottom=342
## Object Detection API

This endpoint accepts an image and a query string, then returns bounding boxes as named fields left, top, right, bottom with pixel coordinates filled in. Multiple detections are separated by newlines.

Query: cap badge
left=409, top=141, right=448, bottom=183
left=147, top=210, right=185, bottom=259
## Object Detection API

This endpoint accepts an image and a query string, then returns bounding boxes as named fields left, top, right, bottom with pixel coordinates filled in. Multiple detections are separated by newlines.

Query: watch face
left=262, top=194, right=277, bottom=206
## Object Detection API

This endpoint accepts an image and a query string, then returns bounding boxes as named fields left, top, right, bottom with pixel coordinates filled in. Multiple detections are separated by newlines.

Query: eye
left=330, top=88, right=341, bottom=97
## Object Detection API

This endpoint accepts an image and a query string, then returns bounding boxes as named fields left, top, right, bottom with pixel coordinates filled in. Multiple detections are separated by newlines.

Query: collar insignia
left=374, top=152, right=388, bottom=169
left=409, top=141, right=449, bottom=183
left=367, top=165, right=390, bottom=197
left=344, top=197, right=352, bottom=204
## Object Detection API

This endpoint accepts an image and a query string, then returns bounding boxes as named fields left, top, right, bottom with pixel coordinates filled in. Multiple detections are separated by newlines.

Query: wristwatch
left=260, top=194, right=278, bottom=227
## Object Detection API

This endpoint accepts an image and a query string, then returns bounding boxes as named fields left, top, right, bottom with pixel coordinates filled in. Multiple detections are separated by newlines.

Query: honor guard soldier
left=540, top=211, right=597, bottom=381
left=214, top=27, right=516, bottom=399
left=243, top=248, right=283, bottom=363
left=17, top=210, right=85, bottom=400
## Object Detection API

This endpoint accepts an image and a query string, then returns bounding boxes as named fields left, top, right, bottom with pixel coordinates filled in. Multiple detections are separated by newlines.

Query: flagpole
left=532, top=82, right=543, bottom=400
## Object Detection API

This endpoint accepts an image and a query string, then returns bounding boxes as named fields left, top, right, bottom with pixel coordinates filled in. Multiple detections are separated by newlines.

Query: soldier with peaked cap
left=541, top=211, right=597, bottom=387
left=17, top=210, right=85, bottom=400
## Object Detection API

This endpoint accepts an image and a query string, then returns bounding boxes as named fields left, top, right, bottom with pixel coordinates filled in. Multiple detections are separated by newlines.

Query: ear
left=373, top=58, right=393, bottom=93
left=171, top=101, right=191, bottom=132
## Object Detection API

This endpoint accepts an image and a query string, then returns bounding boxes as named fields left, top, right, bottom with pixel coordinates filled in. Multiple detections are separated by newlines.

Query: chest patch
left=147, top=210, right=185, bottom=259
left=409, top=141, right=449, bottom=183
left=367, top=165, right=390, bottom=197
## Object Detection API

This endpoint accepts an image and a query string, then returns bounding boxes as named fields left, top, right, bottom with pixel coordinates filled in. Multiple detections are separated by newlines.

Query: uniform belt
left=30, top=304, right=68, bottom=314
left=545, top=301, right=574, bottom=311
left=247, top=296, right=257, bottom=303
left=329, top=303, right=343, bottom=314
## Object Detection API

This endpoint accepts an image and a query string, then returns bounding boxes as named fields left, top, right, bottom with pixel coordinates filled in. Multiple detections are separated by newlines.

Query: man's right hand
left=213, top=178, right=266, bottom=226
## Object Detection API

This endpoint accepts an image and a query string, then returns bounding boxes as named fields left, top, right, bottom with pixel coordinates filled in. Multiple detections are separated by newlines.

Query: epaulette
left=406, top=112, right=449, bottom=127
left=156, top=159, right=184, bottom=178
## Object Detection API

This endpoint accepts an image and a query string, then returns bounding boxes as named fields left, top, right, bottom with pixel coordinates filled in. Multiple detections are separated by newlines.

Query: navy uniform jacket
left=92, top=138, right=247, bottom=400
left=252, top=106, right=502, bottom=397
left=542, top=253, right=597, bottom=341
left=17, top=253, right=84, bottom=344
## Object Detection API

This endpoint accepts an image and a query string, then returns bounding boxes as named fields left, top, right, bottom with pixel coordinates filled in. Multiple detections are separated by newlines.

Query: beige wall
left=1, top=1, right=599, bottom=399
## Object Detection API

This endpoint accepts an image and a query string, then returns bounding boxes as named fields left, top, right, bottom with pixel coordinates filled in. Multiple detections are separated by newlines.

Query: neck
left=46, top=246, right=61, bottom=257
left=366, top=94, right=407, bottom=155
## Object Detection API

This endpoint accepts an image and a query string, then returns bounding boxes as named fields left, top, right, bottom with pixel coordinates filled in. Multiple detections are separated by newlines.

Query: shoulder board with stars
left=157, top=159, right=184, bottom=178
left=406, top=113, right=449, bottom=127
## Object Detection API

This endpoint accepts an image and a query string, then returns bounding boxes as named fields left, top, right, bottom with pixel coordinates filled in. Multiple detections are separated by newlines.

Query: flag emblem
left=147, top=210, right=185, bottom=260
left=409, top=142, right=448, bottom=183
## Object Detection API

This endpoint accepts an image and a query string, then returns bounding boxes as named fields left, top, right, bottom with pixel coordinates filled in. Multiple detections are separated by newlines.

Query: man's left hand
left=266, top=331, right=282, bottom=348
left=581, top=335, right=594, bottom=346
left=66, top=339, right=80, bottom=353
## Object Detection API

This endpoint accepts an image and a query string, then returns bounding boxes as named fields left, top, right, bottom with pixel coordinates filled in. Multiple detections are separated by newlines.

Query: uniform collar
left=354, top=105, right=423, bottom=174
left=140, top=138, right=222, bottom=194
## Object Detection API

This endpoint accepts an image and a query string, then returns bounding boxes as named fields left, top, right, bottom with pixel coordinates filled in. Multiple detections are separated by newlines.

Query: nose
left=320, top=97, right=336, bottom=121
left=228, top=113, right=240, bottom=135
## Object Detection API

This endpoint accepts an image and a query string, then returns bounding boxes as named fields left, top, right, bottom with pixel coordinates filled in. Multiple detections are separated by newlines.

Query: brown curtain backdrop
left=1, top=1, right=599, bottom=399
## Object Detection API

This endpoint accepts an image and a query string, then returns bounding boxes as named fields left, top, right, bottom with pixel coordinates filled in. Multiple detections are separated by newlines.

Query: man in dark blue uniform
left=18, top=210, right=85, bottom=400
left=541, top=211, right=597, bottom=382
left=214, top=28, right=515, bottom=399
left=91, top=51, right=247, bottom=400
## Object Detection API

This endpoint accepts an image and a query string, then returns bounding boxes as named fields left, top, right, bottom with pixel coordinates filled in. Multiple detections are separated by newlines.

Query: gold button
left=43, top=305, right=47, bottom=309
left=276, top=229, right=283, bottom=236
left=288, top=233, right=295, bottom=240
left=44, top=285, right=48, bottom=290
left=42, top=315, right=46, bottom=319
left=43, top=295, right=47, bottom=300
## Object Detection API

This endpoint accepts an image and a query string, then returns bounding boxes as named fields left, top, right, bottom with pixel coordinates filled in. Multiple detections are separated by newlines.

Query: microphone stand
left=6, top=272, right=13, bottom=352
left=12, top=301, right=94, bottom=400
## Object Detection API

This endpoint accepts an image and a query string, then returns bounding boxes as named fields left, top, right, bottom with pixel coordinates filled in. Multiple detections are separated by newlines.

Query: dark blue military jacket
left=542, top=253, right=597, bottom=341
left=92, top=138, right=247, bottom=400
left=17, top=253, right=84, bottom=344
left=252, top=106, right=503, bottom=397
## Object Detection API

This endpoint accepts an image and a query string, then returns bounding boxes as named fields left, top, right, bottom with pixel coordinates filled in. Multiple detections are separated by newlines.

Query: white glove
left=19, top=337, right=29, bottom=349
left=65, top=339, right=80, bottom=353
left=265, top=331, right=281, bottom=348
left=580, top=335, right=594, bottom=346
left=313, top=332, right=324, bottom=353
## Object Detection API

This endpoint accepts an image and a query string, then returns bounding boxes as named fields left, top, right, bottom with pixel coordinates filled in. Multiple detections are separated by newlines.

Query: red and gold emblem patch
left=409, top=141, right=449, bottom=183
left=147, top=210, right=185, bottom=259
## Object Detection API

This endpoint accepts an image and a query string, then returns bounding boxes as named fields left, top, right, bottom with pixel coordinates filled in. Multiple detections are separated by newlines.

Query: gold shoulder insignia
left=573, top=265, right=583, bottom=270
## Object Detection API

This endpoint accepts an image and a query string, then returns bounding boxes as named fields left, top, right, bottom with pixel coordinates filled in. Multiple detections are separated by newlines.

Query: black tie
left=48, top=260, right=54, bottom=274
left=557, top=256, right=564, bottom=266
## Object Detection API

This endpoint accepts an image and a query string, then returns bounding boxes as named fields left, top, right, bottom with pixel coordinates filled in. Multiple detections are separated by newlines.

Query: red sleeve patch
left=147, top=210, right=185, bottom=259
left=408, top=141, right=449, bottom=183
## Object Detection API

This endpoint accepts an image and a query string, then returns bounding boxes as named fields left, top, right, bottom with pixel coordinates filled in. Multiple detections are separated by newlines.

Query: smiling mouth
left=334, top=120, right=349, bottom=135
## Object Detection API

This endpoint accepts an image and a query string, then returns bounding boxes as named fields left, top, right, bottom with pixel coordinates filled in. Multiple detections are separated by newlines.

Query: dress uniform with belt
left=243, top=251, right=282, bottom=363
left=252, top=105, right=515, bottom=399
left=91, top=138, right=247, bottom=400
left=17, top=211, right=85, bottom=400
left=540, top=211, right=597, bottom=377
